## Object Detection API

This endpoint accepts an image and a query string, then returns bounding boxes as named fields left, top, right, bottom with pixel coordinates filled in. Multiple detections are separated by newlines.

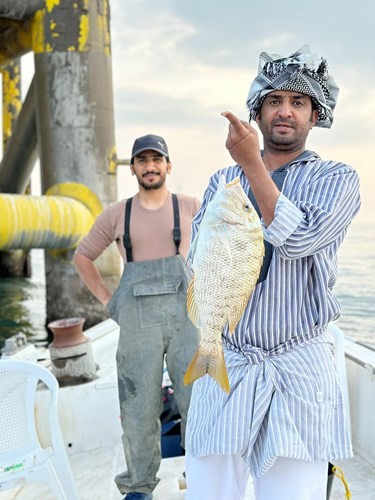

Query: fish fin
left=186, top=277, right=201, bottom=327
left=225, top=177, right=240, bottom=188
left=184, top=342, right=230, bottom=394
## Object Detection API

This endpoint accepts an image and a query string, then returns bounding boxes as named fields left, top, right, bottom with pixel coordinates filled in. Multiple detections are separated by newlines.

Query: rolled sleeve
left=262, top=193, right=304, bottom=247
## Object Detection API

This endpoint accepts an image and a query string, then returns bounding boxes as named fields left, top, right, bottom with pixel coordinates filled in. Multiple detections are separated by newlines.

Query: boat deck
left=1, top=445, right=374, bottom=499
left=1, top=319, right=374, bottom=499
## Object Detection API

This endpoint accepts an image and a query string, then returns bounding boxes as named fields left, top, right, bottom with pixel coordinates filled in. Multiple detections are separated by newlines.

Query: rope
left=332, top=465, right=352, bottom=499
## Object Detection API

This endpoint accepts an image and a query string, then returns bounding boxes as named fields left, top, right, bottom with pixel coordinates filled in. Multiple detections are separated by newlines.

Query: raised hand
left=221, top=111, right=262, bottom=167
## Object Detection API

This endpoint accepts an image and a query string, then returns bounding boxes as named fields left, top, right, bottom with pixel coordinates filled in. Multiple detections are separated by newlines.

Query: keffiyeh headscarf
left=247, top=45, right=339, bottom=128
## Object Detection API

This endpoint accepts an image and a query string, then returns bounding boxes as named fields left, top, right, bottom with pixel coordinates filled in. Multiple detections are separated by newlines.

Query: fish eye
left=244, top=204, right=251, bottom=211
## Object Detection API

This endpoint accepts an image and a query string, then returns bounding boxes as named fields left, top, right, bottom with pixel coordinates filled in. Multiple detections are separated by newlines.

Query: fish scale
left=184, top=176, right=265, bottom=393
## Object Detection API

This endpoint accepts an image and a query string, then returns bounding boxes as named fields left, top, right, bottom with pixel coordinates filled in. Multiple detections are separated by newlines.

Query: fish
left=184, top=175, right=265, bottom=393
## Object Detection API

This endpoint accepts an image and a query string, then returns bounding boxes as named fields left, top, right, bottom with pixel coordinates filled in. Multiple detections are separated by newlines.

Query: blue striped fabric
left=185, top=152, right=361, bottom=478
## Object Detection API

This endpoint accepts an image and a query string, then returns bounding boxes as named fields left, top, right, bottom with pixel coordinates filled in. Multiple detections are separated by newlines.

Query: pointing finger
left=221, top=111, right=241, bottom=126
left=221, top=111, right=253, bottom=136
left=222, top=111, right=253, bottom=137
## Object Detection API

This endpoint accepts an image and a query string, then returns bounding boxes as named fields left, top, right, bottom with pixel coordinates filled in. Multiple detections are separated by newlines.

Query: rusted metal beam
left=0, top=77, right=38, bottom=194
left=0, top=0, right=44, bottom=21
left=1, top=58, right=22, bottom=154
left=0, top=18, right=33, bottom=66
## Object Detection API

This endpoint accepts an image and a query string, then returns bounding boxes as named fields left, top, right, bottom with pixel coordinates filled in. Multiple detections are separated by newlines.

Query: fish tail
left=184, top=342, right=230, bottom=394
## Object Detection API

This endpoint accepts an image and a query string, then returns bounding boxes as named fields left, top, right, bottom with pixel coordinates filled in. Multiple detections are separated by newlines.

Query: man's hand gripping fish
left=184, top=176, right=264, bottom=393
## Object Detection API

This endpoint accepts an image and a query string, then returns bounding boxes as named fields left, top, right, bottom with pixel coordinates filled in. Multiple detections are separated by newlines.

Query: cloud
left=110, top=0, right=375, bottom=218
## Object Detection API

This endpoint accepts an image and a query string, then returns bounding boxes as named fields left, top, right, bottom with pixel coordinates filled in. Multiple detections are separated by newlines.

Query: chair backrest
left=0, top=359, right=59, bottom=463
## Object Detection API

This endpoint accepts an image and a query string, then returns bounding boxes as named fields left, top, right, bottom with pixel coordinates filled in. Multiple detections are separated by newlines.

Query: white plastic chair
left=0, top=359, right=79, bottom=499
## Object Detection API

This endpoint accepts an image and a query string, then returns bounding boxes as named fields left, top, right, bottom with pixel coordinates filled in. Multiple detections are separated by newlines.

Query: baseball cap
left=131, top=134, right=169, bottom=161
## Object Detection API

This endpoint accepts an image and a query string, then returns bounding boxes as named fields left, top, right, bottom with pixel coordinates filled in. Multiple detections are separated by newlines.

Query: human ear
left=311, top=110, right=318, bottom=128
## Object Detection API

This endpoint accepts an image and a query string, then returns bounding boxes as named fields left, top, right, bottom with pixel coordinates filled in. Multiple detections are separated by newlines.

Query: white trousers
left=185, top=453, right=328, bottom=500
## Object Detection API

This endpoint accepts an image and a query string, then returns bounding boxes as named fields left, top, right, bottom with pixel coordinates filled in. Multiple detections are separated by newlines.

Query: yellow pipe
left=0, top=183, right=102, bottom=250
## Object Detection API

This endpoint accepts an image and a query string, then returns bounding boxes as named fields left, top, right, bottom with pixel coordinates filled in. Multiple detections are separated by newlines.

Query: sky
left=18, top=0, right=374, bottom=227
left=8, top=0, right=373, bottom=340
left=107, top=0, right=374, bottom=227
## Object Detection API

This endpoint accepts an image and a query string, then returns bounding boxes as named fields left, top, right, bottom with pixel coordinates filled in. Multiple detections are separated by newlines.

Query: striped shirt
left=185, top=151, right=361, bottom=478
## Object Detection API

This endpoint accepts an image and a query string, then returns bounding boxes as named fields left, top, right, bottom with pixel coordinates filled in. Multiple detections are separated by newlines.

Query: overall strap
left=124, top=194, right=181, bottom=261
left=123, top=197, right=133, bottom=262
left=172, top=193, right=181, bottom=255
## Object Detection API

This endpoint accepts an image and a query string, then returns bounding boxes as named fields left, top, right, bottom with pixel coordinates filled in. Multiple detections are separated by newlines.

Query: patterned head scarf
left=247, top=45, right=339, bottom=128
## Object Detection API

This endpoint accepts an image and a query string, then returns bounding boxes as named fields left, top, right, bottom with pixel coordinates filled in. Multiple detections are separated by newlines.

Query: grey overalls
left=108, top=195, right=200, bottom=495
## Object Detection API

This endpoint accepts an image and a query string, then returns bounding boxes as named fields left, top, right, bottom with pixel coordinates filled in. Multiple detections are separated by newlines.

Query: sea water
left=0, top=221, right=374, bottom=352
left=0, top=250, right=47, bottom=351
left=334, top=220, right=374, bottom=348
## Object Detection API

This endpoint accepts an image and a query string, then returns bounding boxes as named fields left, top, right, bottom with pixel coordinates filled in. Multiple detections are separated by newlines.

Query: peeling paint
left=78, top=11, right=89, bottom=51
left=46, top=0, right=61, bottom=14
left=97, top=0, right=111, bottom=56
left=1, top=61, right=22, bottom=150
left=31, top=9, right=47, bottom=53
left=43, top=55, right=93, bottom=128
left=32, top=0, right=89, bottom=53
left=107, top=145, right=118, bottom=174
left=31, top=0, right=110, bottom=55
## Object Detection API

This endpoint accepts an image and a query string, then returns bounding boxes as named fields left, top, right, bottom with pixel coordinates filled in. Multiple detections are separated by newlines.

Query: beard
left=136, top=171, right=167, bottom=190
left=258, top=118, right=312, bottom=153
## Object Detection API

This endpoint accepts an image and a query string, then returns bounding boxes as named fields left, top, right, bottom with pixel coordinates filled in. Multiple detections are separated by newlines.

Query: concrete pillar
left=32, top=0, right=120, bottom=326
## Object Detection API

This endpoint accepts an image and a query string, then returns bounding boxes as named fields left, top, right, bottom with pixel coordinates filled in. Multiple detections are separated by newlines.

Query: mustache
left=142, top=170, right=160, bottom=177
left=272, top=119, right=296, bottom=128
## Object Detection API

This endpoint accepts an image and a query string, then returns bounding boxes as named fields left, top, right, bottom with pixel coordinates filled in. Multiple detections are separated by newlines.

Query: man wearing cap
left=184, top=46, right=360, bottom=499
left=74, top=134, right=200, bottom=500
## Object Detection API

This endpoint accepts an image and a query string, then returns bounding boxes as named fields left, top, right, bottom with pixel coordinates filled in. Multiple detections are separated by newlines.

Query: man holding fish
left=184, top=46, right=361, bottom=499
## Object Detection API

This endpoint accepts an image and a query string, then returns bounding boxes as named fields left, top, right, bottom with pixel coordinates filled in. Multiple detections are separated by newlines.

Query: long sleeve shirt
left=186, top=151, right=361, bottom=478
